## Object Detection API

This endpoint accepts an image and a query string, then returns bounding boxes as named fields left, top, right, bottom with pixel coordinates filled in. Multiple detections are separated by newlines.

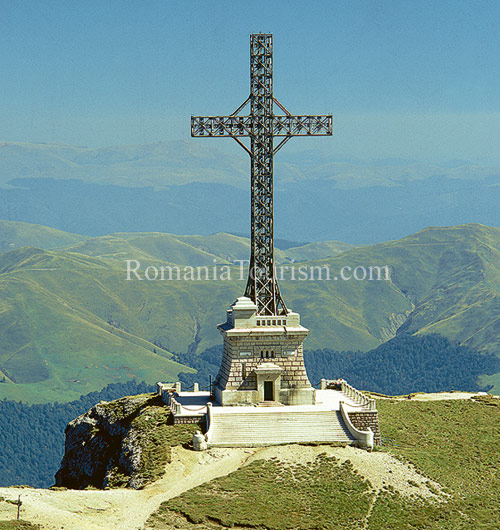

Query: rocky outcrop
left=54, top=393, right=199, bottom=490
left=379, top=310, right=413, bottom=342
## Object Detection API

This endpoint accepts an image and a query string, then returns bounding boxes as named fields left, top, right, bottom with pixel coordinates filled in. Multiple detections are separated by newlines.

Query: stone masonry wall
left=173, top=416, right=206, bottom=428
left=216, top=332, right=311, bottom=391
left=216, top=336, right=234, bottom=388
left=348, top=411, right=381, bottom=445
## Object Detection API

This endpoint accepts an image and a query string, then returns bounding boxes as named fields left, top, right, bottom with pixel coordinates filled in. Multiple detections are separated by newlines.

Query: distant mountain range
left=1, top=141, right=500, bottom=243
left=0, top=140, right=247, bottom=188
left=0, top=220, right=499, bottom=403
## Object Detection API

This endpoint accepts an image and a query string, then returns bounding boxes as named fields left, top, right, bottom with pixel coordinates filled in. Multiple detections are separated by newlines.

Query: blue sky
left=2, top=0, right=500, bottom=162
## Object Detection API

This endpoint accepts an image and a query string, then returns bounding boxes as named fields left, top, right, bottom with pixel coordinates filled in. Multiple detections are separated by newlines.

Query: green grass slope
left=282, top=240, right=354, bottom=262
left=145, top=396, right=500, bottom=530
left=0, top=221, right=353, bottom=268
left=64, top=233, right=233, bottom=267
left=0, top=249, right=194, bottom=403
left=152, top=233, right=251, bottom=263
left=64, top=231, right=353, bottom=267
left=315, top=224, right=500, bottom=353
left=2, top=223, right=500, bottom=402
left=153, top=456, right=373, bottom=530
left=375, top=396, right=500, bottom=529
left=0, top=220, right=87, bottom=253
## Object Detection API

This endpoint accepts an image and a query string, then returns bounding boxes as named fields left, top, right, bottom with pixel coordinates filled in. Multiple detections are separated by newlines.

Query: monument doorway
left=264, top=381, right=274, bottom=401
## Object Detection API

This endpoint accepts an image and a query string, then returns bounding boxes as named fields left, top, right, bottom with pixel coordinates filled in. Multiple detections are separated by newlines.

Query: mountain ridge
left=2, top=140, right=500, bottom=190
left=2, top=141, right=500, bottom=243
left=1, top=221, right=500, bottom=402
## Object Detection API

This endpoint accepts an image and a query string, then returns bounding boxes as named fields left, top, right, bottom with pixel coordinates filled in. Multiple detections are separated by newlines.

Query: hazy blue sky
left=2, top=0, right=500, bottom=163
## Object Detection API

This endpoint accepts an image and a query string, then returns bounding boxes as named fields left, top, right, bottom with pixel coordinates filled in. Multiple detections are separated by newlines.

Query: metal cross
left=191, top=34, right=333, bottom=315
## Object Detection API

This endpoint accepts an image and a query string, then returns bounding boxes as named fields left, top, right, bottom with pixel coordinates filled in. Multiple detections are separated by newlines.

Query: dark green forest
left=177, top=334, right=500, bottom=396
left=304, top=334, right=500, bottom=394
left=174, top=346, right=223, bottom=390
left=0, top=380, right=154, bottom=488
left=0, top=335, right=498, bottom=488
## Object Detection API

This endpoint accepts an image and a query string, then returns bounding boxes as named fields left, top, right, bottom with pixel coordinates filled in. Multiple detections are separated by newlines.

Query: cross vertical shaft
left=247, top=34, right=285, bottom=315
left=191, top=33, right=333, bottom=315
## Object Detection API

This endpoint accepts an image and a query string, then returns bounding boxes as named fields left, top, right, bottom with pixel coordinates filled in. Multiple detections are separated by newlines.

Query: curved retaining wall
left=339, top=402, right=375, bottom=450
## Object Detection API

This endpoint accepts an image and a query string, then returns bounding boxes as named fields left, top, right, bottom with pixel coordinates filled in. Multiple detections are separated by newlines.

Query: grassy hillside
left=0, top=220, right=353, bottom=269
left=316, top=224, right=500, bottom=352
left=145, top=396, right=500, bottom=530
left=282, top=240, right=354, bottom=262
left=64, top=233, right=235, bottom=267
left=0, top=221, right=87, bottom=253
left=1, top=223, right=500, bottom=402
left=0, top=248, right=194, bottom=403
left=62, top=231, right=352, bottom=266
left=0, top=522, right=41, bottom=529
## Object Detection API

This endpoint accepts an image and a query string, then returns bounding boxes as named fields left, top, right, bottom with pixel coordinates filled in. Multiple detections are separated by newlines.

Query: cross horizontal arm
left=191, top=114, right=333, bottom=138
left=273, top=115, right=333, bottom=136
left=191, top=116, right=253, bottom=137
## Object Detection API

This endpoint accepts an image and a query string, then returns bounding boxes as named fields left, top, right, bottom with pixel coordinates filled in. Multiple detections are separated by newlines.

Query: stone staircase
left=207, top=407, right=356, bottom=447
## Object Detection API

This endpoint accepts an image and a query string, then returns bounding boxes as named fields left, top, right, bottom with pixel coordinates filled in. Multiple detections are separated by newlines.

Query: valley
left=1, top=221, right=500, bottom=402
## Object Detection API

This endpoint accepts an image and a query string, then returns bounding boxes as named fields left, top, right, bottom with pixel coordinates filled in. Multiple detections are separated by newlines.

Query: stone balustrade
left=156, top=382, right=183, bottom=414
left=341, top=380, right=377, bottom=410
left=170, top=395, right=183, bottom=415
left=320, top=379, right=376, bottom=410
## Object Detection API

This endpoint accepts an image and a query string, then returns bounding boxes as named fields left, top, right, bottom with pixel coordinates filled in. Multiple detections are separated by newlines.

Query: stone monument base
left=215, top=385, right=315, bottom=407
left=213, top=297, right=315, bottom=407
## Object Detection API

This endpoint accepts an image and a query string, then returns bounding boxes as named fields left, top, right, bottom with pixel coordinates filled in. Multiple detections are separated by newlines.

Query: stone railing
left=320, top=378, right=342, bottom=390
left=157, top=381, right=181, bottom=398
left=320, top=378, right=376, bottom=409
left=156, top=382, right=182, bottom=414
left=340, top=380, right=376, bottom=410
left=169, top=394, right=183, bottom=415
left=321, top=379, right=377, bottom=410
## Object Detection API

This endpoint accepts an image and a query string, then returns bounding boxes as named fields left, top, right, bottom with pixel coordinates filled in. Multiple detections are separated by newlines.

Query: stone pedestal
left=214, top=297, right=315, bottom=406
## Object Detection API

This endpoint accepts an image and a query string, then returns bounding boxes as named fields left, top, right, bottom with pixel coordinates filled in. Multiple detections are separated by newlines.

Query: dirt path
left=376, top=391, right=498, bottom=401
left=0, top=447, right=252, bottom=530
left=0, top=444, right=443, bottom=530
left=411, top=391, right=497, bottom=401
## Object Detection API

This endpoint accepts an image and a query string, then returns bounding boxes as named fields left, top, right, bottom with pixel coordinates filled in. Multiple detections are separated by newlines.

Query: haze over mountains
left=1, top=140, right=500, bottom=403
left=1, top=220, right=500, bottom=403
left=1, top=141, right=499, bottom=243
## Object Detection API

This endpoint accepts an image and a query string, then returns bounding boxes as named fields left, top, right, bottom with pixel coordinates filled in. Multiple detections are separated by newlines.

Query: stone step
left=255, top=401, right=285, bottom=407
left=208, top=409, right=355, bottom=447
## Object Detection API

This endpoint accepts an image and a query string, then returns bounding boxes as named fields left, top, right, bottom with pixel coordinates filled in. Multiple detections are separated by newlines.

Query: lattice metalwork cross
left=191, top=34, right=333, bottom=315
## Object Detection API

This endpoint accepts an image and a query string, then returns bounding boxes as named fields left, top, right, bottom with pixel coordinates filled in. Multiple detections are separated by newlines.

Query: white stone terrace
left=157, top=380, right=376, bottom=419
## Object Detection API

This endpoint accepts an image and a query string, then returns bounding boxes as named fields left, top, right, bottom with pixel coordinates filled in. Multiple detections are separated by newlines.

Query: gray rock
left=54, top=393, right=156, bottom=490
